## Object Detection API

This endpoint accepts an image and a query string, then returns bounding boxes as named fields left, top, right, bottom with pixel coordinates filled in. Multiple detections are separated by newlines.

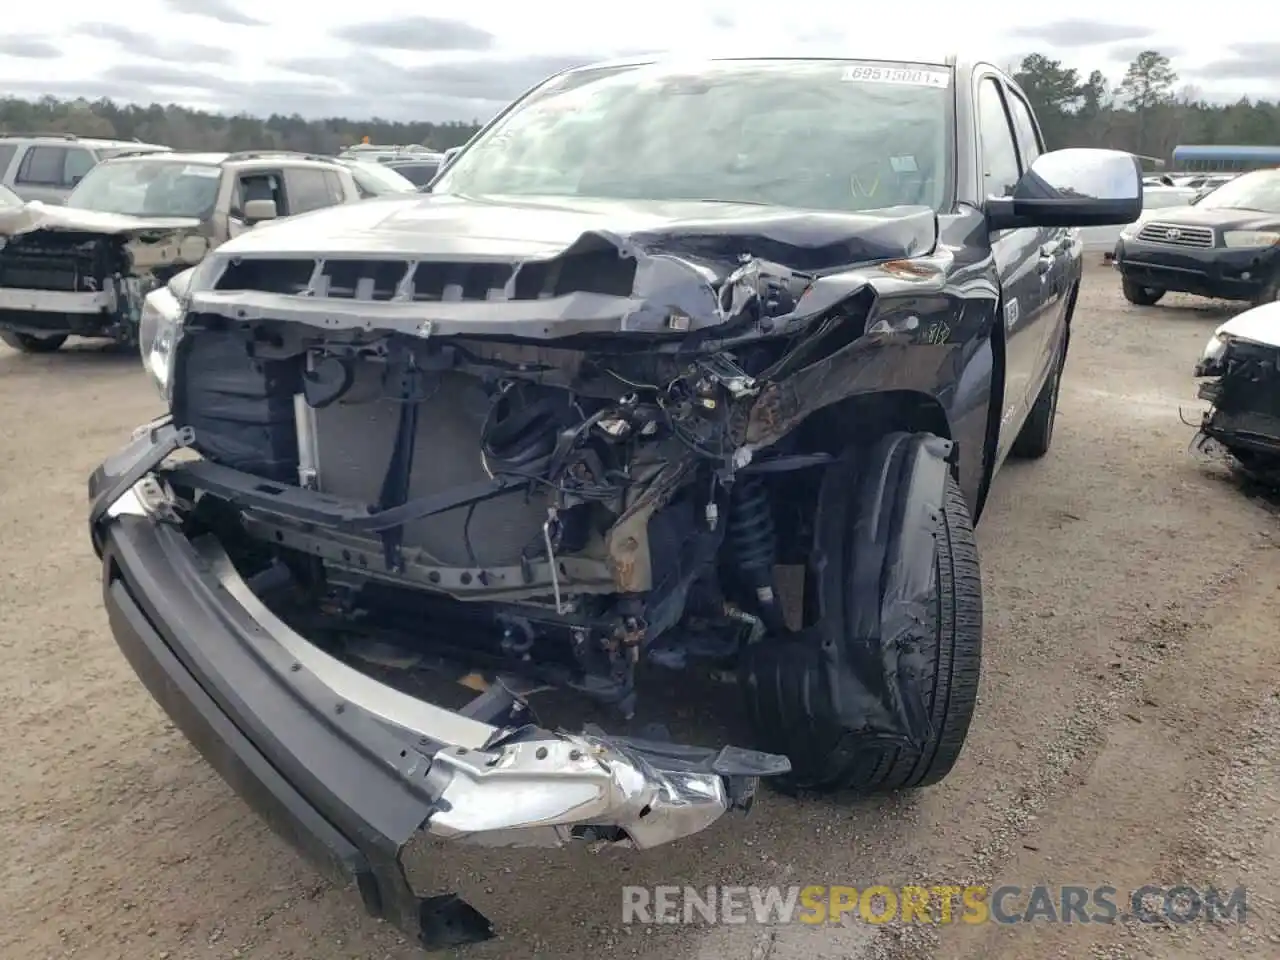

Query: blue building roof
left=1172, top=144, right=1280, bottom=162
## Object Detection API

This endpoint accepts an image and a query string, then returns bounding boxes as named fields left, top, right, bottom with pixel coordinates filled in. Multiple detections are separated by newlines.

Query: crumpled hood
left=1216, top=301, right=1280, bottom=349
left=192, top=193, right=940, bottom=341
left=215, top=192, right=938, bottom=273
left=0, top=201, right=202, bottom=240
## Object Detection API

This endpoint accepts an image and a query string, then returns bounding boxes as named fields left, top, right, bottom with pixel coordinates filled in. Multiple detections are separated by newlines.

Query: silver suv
left=0, top=150, right=366, bottom=352
left=0, top=133, right=170, bottom=204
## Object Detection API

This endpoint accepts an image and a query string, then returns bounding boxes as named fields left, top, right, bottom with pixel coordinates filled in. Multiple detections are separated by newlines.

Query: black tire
left=742, top=446, right=983, bottom=793
left=1121, top=277, right=1165, bottom=306
left=1251, top=276, right=1280, bottom=308
left=1010, top=333, right=1065, bottom=459
left=0, top=331, right=68, bottom=353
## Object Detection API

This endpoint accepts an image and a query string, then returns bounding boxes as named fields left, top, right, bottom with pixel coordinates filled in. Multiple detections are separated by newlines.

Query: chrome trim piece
left=1135, top=221, right=1214, bottom=248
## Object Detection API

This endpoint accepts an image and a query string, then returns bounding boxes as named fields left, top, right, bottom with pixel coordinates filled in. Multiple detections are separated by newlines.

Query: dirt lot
left=2, top=263, right=1279, bottom=960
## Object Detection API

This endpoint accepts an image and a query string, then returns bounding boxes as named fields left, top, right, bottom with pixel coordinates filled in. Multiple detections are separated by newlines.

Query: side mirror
left=243, top=198, right=278, bottom=222
left=441, top=146, right=461, bottom=170
left=987, top=148, right=1142, bottom=231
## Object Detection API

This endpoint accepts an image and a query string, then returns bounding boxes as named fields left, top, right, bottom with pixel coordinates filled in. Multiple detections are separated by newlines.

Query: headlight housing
left=139, top=269, right=194, bottom=403
left=1222, top=230, right=1280, bottom=249
left=1119, top=221, right=1143, bottom=240
left=1200, top=332, right=1229, bottom=365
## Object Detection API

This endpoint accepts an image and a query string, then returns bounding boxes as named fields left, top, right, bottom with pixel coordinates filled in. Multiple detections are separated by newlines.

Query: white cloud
left=0, top=0, right=1268, bottom=121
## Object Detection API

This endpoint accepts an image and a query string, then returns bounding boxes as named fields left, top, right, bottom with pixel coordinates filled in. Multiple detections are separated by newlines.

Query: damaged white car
left=0, top=151, right=365, bottom=353
left=1195, top=302, right=1280, bottom=485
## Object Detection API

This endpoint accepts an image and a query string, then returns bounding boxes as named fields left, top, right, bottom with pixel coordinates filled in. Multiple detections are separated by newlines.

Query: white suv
left=0, top=133, right=170, bottom=204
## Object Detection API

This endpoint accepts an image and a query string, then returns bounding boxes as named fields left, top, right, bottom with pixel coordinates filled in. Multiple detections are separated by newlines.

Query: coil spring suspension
left=727, top=477, right=786, bottom=633
left=728, top=477, right=775, bottom=572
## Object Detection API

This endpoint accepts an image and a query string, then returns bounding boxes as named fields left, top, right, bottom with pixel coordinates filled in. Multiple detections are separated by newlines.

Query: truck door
left=974, top=75, right=1054, bottom=460
left=1003, top=84, right=1070, bottom=374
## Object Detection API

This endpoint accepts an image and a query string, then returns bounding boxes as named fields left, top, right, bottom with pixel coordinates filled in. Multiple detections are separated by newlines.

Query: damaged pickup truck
left=1194, top=301, right=1280, bottom=487
left=88, top=56, right=1141, bottom=948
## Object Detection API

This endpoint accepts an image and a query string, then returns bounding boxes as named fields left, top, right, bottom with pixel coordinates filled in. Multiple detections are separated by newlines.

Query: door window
left=976, top=78, right=1022, bottom=198
left=65, top=148, right=96, bottom=185
left=0, top=144, right=18, bottom=179
left=285, top=168, right=335, bottom=214
left=1004, top=91, right=1043, bottom=167
left=16, top=146, right=69, bottom=186
left=235, top=171, right=286, bottom=217
left=322, top=170, right=347, bottom=204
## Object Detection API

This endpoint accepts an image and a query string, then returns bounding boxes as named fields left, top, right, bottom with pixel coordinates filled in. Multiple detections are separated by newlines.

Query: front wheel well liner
left=790, top=390, right=952, bottom=460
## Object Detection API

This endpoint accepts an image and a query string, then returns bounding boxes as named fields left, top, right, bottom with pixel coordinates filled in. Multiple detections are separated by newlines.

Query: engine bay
left=168, top=320, right=834, bottom=715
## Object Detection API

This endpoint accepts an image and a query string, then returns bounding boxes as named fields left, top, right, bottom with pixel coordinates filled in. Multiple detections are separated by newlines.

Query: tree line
left=0, top=96, right=482, bottom=155
left=1, top=50, right=1277, bottom=161
left=1011, top=50, right=1280, bottom=160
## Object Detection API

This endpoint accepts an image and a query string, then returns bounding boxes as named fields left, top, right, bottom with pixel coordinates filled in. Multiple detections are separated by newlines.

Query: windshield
left=436, top=59, right=953, bottom=213
left=344, top=160, right=418, bottom=197
left=1194, top=170, right=1280, bottom=213
left=67, top=159, right=220, bottom=217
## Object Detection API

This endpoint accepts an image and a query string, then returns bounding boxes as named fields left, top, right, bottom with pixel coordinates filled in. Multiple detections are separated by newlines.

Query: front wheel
left=742, top=435, right=983, bottom=793
left=1250, top=276, right=1280, bottom=308
left=0, top=331, right=67, bottom=353
left=1121, top=276, right=1165, bottom=306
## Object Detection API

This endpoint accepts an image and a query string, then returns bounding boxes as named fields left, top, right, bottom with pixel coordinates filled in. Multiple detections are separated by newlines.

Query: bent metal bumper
left=88, top=420, right=788, bottom=949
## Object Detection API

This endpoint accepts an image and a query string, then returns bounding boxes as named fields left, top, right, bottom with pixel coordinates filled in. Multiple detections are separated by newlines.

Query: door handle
left=1037, top=239, right=1064, bottom=276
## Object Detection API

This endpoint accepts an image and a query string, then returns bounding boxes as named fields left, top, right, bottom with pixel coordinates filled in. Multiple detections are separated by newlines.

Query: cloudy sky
left=0, top=0, right=1274, bottom=123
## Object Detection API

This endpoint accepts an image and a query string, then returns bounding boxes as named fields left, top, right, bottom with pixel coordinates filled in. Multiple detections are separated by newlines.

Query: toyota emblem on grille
left=1165, top=228, right=1182, bottom=241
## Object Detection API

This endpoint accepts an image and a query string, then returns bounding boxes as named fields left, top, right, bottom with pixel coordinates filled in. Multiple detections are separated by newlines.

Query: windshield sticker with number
left=841, top=66, right=951, bottom=88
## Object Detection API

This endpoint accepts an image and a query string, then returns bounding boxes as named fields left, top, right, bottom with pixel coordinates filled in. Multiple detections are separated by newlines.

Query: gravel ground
left=1, top=263, right=1278, bottom=960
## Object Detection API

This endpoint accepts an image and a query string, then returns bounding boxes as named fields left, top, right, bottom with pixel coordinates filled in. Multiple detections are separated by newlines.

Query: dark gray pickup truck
left=87, top=54, right=1140, bottom=949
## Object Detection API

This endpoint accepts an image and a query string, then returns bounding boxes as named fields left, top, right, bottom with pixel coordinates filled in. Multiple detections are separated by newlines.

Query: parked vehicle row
left=83, top=54, right=1143, bottom=949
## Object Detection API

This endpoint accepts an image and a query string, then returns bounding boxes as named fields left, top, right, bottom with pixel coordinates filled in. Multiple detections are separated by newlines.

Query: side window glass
left=976, top=78, right=1022, bottom=198
left=285, top=169, right=334, bottom=214
left=65, top=149, right=96, bottom=185
left=1004, top=91, right=1043, bottom=167
left=236, top=172, right=286, bottom=217
left=0, top=144, right=18, bottom=179
left=17, top=146, right=68, bottom=186
left=322, top=170, right=347, bottom=204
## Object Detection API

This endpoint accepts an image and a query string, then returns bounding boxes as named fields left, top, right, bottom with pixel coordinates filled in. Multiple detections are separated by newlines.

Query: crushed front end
left=1194, top=306, right=1280, bottom=486
left=0, top=202, right=205, bottom=345
left=92, top=205, right=951, bottom=946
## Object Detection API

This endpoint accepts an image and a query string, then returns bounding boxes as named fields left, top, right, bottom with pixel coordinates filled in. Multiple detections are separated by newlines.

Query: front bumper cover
left=89, top=420, right=788, bottom=948
left=1113, top=238, right=1280, bottom=299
